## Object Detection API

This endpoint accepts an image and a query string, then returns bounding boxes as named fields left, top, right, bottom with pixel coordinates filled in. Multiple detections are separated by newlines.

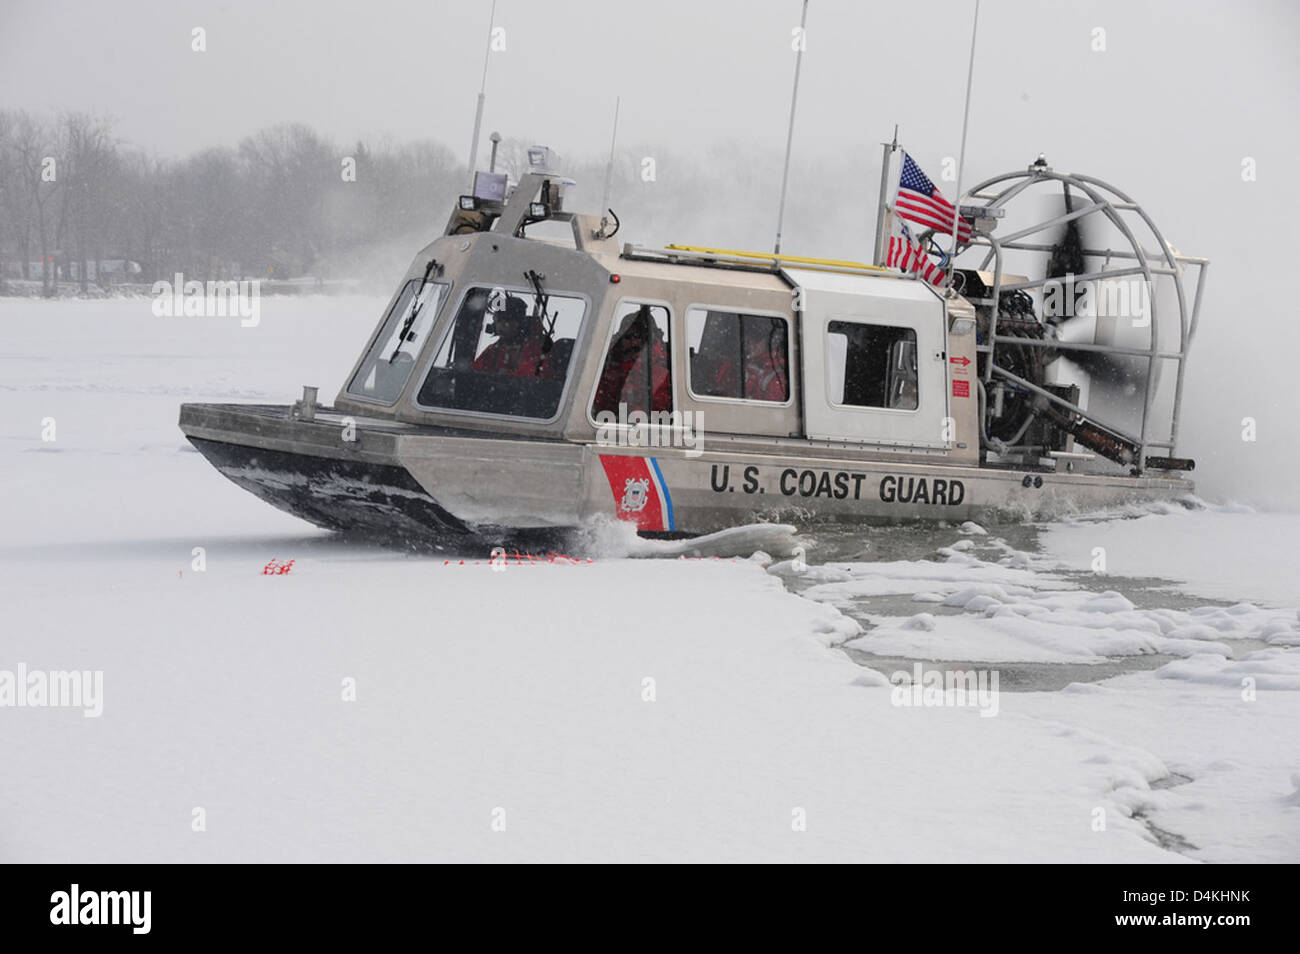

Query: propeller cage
left=954, top=167, right=1208, bottom=474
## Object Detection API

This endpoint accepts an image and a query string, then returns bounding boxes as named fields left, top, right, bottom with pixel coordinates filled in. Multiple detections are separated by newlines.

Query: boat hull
left=186, top=437, right=471, bottom=541
left=180, top=403, right=1194, bottom=542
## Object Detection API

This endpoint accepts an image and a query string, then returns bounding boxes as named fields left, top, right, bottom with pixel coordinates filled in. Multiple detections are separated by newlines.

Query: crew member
left=709, top=325, right=788, bottom=402
left=593, top=305, right=671, bottom=414
left=473, top=296, right=549, bottom=377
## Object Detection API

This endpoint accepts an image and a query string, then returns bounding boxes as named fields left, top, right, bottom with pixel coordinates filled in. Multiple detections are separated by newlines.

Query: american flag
left=895, top=152, right=972, bottom=243
left=886, top=228, right=945, bottom=287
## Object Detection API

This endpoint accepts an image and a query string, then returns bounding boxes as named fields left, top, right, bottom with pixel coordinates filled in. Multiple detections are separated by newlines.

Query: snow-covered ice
left=1, top=297, right=1296, bottom=862
left=1039, top=506, right=1298, bottom=608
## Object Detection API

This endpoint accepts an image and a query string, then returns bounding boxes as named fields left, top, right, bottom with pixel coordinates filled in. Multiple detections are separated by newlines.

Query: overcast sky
left=2, top=1, right=1292, bottom=167
left=3, top=1, right=1295, bottom=232
left=2, top=0, right=1295, bottom=276
left=3, top=0, right=1298, bottom=503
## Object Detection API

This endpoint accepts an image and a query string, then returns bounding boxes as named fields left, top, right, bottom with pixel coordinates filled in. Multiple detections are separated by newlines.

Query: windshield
left=416, top=285, right=586, bottom=419
left=347, top=279, right=447, bottom=403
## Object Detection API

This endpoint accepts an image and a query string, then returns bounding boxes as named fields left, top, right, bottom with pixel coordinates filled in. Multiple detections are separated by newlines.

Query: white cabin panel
left=784, top=268, right=950, bottom=449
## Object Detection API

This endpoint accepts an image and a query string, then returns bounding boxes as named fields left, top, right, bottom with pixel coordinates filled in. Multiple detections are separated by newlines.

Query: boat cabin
left=334, top=168, right=980, bottom=468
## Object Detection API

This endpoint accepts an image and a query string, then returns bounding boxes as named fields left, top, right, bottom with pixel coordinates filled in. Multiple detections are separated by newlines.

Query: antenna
left=598, top=97, right=621, bottom=235
left=466, top=0, right=498, bottom=185
left=773, top=0, right=809, bottom=256
left=945, top=0, right=981, bottom=288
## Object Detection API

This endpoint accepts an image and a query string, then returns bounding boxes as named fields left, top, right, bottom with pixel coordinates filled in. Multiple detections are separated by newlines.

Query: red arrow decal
left=949, top=356, right=971, bottom=367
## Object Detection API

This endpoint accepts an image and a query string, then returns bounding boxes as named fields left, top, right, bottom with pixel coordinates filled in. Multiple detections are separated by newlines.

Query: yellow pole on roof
left=664, top=244, right=889, bottom=273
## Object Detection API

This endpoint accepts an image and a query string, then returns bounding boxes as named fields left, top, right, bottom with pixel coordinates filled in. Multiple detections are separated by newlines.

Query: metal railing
left=960, top=167, right=1208, bottom=470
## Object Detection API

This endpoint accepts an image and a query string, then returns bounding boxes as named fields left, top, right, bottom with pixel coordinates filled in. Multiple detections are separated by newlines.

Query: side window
left=826, top=320, right=918, bottom=410
left=591, top=302, right=672, bottom=417
left=416, top=285, right=586, bottom=419
left=348, top=280, right=447, bottom=403
left=687, top=308, right=790, bottom=403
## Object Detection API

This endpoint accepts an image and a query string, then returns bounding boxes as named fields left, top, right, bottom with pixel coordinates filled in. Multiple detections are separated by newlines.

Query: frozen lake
left=1, top=296, right=1296, bottom=863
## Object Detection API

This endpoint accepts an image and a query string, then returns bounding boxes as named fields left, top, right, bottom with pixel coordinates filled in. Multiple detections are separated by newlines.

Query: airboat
left=178, top=145, right=1207, bottom=544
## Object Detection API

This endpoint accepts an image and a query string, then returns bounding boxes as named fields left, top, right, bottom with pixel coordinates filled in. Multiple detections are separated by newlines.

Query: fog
left=2, top=0, right=1296, bottom=508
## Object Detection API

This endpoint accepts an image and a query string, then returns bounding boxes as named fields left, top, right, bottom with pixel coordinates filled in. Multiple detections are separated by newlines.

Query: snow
left=1038, top=506, right=1299, bottom=608
left=778, top=551, right=1055, bottom=603
left=2, top=296, right=1297, bottom=862
left=1015, top=662, right=1300, bottom=863
left=2, top=550, right=1188, bottom=863
left=843, top=587, right=1297, bottom=665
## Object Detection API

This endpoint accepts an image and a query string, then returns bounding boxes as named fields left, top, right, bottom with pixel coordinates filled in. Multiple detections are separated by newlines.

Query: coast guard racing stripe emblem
left=598, top=455, right=675, bottom=532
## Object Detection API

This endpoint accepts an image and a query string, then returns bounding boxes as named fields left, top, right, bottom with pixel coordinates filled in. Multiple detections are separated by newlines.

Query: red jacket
left=711, top=353, right=788, bottom=402
left=473, top=338, right=549, bottom=378
left=594, top=339, right=671, bottom=413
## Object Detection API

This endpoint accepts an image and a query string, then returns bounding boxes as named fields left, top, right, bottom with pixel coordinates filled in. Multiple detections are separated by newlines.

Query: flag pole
left=466, top=0, right=498, bottom=186
left=872, top=124, right=899, bottom=266
left=773, top=0, right=809, bottom=256
left=945, top=0, right=981, bottom=288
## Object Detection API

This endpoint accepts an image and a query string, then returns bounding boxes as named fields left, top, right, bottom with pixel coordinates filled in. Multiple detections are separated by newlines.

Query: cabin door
left=784, top=268, right=950, bottom=450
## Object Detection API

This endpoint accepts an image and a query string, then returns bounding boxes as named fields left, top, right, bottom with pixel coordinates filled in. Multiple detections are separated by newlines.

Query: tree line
left=0, top=112, right=465, bottom=295
left=0, top=111, right=871, bottom=296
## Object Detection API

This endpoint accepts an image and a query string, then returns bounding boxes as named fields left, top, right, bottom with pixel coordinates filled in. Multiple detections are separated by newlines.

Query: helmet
left=499, top=296, right=528, bottom=322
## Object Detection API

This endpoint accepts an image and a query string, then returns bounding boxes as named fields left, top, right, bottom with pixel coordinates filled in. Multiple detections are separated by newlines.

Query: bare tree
left=0, top=111, right=14, bottom=288
left=61, top=112, right=115, bottom=293
left=11, top=112, right=63, bottom=296
left=117, top=151, right=168, bottom=283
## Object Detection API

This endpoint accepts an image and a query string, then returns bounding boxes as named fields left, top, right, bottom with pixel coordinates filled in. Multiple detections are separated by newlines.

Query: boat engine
left=942, top=159, right=1205, bottom=475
